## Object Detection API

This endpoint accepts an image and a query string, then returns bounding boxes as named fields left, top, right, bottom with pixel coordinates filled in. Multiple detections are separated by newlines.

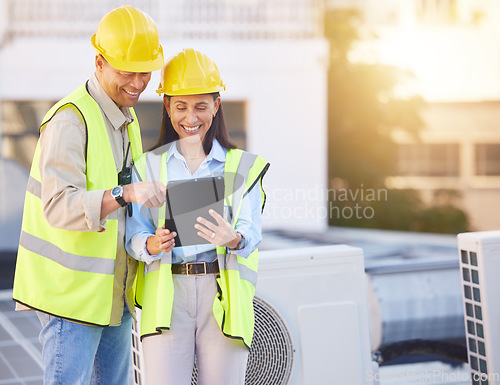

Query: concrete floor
left=0, top=290, right=43, bottom=385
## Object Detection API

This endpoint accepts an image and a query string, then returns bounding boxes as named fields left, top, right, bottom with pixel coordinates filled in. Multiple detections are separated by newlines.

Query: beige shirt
left=17, top=74, right=138, bottom=325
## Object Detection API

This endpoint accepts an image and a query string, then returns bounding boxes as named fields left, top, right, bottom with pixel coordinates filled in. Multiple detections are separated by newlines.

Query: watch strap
left=233, top=232, right=246, bottom=251
left=115, top=195, right=128, bottom=207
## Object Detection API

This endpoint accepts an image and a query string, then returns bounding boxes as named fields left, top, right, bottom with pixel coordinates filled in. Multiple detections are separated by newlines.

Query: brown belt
left=171, top=261, right=219, bottom=276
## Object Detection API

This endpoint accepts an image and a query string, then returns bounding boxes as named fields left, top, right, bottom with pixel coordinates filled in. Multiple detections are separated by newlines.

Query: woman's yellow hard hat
left=91, top=6, right=164, bottom=73
left=157, top=48, right=226, bottom=96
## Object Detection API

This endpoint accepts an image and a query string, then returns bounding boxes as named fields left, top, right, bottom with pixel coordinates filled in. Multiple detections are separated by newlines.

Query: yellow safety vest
left=133, top=146, right=269, bottom=348
left=13, top=83, right=143, bottom=326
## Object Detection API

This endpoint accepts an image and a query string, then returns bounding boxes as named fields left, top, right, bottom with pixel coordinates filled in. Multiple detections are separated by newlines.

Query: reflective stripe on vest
left=12, top=82, right=143, bottom=326
left=19, top=231, right=116, bottom=275
left=133, top=147, right=269, bottom=347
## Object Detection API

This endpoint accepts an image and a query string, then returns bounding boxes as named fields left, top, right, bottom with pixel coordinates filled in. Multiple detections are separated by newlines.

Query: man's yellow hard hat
left=157, top=48, right=226, bottom=96
left=91, top=6, right=164, bottom=73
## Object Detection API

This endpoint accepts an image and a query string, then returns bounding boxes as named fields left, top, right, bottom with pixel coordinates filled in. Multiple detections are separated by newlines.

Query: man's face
left=95, top=55, right=151, bottom=108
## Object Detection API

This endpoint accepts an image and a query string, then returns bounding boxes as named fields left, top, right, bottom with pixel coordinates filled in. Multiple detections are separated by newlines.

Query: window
left=131, top=102, right=164, bottom=151
left=397, top=143, right=460, bottom=176
left=475, top=143, right=500, bottom=176
left=221, top=101, right=246, bottom=150
left=1, top=100, right=48, bottom=170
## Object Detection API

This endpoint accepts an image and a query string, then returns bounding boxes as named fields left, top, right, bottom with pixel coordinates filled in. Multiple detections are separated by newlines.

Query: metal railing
left=1, top=0, right=324, bottom=41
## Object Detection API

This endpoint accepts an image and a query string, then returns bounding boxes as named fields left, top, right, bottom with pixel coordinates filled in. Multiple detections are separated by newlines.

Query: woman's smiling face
left=164, top=94, right=220, bottom=144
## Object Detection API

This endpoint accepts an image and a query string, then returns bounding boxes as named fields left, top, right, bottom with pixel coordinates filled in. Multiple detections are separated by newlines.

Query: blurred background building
left=332, top=0, right=500, bottom=232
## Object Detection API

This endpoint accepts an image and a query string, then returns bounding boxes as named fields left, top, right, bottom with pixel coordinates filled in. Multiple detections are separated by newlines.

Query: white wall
left=207, top=40, right=330, bottom=232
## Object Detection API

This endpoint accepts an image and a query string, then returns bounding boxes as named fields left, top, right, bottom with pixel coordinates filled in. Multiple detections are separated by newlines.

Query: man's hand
left=100, top=181, right=166, bottom=220
left=123, top=181, right=166, bottom=208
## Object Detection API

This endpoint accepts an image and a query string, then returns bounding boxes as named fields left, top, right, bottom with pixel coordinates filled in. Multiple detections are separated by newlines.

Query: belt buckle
left=186, top=262, right=206, bottom=276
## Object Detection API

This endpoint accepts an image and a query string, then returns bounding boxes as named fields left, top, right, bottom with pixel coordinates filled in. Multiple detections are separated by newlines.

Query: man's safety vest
left=133, top=145, right=269, bottom=348
left=13, top=83, right=143, bottom=326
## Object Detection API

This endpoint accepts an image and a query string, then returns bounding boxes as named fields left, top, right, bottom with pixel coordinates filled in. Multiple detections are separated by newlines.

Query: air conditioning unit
left=458, top=231, right=500, bottom=385
left=132, top=244, right=377, bottom=385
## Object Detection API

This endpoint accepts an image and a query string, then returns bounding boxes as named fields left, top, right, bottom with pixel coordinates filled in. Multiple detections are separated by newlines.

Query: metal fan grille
left=191, top=295, right=294, bottom=384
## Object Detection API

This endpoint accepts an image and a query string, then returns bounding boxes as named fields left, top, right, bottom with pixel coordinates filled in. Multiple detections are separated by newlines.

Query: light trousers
left=142, top=274, right=249, bottom=385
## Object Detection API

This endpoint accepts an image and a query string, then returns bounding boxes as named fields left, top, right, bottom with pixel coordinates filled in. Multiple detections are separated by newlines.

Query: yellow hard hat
left=91, top=6, right=164, bottom=73
left=157, top=48, right=226, bottom=96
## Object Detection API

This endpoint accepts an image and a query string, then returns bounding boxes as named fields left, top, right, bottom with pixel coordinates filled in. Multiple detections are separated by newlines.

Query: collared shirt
left=18, top=74, right=137, bottom=325
left=125, top=139, right=262, bottom=265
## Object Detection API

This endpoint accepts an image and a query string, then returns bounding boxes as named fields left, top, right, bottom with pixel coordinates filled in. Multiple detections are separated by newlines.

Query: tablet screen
left=165, top=176, right=224, bottom=247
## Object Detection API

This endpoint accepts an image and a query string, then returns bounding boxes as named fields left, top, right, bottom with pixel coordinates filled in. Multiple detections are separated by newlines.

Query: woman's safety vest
left=133, top=146, right=269, bottom=348
left=13, top=83, right=143, bottom=326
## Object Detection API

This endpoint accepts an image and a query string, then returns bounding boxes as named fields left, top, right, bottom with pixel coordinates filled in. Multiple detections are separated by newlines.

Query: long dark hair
left=149, top=93, right=237, bottom=153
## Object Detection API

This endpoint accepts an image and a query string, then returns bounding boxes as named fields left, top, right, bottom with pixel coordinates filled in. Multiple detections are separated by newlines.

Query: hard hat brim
left=91, top=34, right=164, bottom=73
left=158, top=85, right=226, bottom=97
left=104, top=54, right=165, bottom=73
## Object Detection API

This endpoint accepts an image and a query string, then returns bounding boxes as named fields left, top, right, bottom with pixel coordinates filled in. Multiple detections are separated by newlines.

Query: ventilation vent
left=244, top=296, right=295, bottom=384
left=190, top=296, right=295, bottom=384
left=458, top=231, right=500, bottom=385
left=131, top=314, right=144, bottom=385
left=460, top=249, right=488, bottom=384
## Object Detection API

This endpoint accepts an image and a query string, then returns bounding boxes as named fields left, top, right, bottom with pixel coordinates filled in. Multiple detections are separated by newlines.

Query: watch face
left=111, top=186, right=121, bottom=196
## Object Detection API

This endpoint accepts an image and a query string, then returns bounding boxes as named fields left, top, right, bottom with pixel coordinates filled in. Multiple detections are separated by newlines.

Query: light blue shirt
left=125, top=139, right=263, bottom=265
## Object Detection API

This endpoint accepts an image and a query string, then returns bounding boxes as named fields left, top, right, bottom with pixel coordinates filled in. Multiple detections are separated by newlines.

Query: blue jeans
left=37, top=306, right=132, bottom=385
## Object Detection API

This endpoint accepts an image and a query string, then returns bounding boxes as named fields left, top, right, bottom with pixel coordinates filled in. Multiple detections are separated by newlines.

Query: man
left=12, top=6, right=168, bottom=384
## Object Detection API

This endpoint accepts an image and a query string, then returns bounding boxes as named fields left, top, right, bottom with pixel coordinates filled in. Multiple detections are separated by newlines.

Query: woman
left=126, top=48, right=270, bottom=385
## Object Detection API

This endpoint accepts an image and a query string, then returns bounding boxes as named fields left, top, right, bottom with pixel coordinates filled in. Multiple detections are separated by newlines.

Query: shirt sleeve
left=125, top=170, right=163, bottom=264
left=38, top=106, right=107, bottom=232
left=228, top=179, right=263, bottom=258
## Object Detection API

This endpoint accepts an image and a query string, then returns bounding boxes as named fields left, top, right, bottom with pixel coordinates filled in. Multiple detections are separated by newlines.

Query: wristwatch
left=111, top=185, right=128, bottom=207
left=233, top=232, right=246, bottom=251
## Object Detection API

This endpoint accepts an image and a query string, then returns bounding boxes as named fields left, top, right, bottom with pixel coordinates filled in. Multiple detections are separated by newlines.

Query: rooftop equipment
left=132, top=244, right=377, bottom=384
left=458, top=231, right=500, bottom=385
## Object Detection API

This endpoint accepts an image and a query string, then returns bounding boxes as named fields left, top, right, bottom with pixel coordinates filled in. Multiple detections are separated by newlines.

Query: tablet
left=165, top=176, right=224, bottom=247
